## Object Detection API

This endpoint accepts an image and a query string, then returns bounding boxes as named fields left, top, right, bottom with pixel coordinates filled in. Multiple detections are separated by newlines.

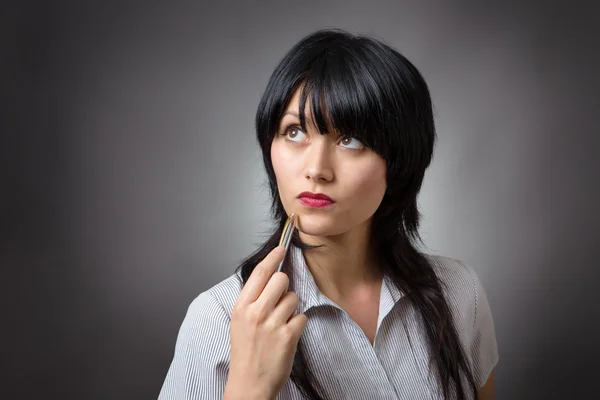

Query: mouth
left=297, top=191, right=335, bottom=208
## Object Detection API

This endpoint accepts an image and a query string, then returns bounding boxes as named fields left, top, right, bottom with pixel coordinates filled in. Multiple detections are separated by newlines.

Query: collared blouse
left=159, top=245, right=499, bottom=399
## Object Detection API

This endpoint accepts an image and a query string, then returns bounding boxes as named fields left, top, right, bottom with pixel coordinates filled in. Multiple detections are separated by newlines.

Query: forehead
left=281, top=86, right=332, bottom=131
left=282, top=92, right=335, bottom=138
left=284, top=88, right=306, bottom=112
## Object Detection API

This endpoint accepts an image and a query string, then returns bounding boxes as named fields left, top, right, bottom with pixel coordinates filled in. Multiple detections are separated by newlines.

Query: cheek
left=270, top=141, right=296, bottom=195
left=270, top=141, right=288, bottom=182
left=350, top=160, right=387, bottom=205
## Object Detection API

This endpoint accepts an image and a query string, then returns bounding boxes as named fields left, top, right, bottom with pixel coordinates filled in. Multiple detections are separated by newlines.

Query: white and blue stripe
left=158, top=245, right=498, bottom=399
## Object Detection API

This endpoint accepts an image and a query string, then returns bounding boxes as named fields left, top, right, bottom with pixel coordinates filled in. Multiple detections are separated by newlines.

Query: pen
left=276, top=212, right=297, bottom=273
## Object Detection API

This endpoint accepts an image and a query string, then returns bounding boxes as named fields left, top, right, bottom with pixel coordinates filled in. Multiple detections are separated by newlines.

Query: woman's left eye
left=339, top=136, right=364, bottom=150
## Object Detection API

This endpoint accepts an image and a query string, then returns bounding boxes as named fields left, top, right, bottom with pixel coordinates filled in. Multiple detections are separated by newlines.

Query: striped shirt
left=158, top=245, right=499, bottom=399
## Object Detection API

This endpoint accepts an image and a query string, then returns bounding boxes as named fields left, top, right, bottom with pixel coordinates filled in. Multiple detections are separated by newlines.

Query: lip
left=297, top=191, right=335, bottom=208
left=297, top=191, right=335, bottom=202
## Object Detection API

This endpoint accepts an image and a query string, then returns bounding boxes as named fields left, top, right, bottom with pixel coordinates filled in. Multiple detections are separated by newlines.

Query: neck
left=298, top=218, right=383, bottom=301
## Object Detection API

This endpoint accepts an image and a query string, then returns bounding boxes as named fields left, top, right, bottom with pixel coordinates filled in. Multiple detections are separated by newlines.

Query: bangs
left=293, top=47, right=393, bottom=155
left=256, top=29, right=433, bottom=169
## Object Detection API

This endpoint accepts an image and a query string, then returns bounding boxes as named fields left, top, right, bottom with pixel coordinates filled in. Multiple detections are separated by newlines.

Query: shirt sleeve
left=158, top=291, right=231, bottom=399
left=469, top=270, right=499, bottom=389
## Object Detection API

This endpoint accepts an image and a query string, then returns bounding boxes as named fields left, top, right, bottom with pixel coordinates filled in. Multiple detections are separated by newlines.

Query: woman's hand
left=225, top=245, right=308, bottom=400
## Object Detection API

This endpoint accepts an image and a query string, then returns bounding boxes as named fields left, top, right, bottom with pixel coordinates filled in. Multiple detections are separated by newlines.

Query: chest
left=344, top=308, right=377, bottom=346
left=282, top=300, right=443, bottom=400
left=337, top=289, right=381, bottom=346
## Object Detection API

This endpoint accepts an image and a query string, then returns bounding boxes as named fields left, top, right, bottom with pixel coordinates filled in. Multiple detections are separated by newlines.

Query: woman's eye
left=283, top=126, right=306, bottom=142
left=339, top=136, right=364, bottom=150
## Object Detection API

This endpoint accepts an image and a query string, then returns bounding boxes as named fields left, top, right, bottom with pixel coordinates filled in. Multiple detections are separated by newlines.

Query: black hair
left=235, top=28, right=478, bottom=399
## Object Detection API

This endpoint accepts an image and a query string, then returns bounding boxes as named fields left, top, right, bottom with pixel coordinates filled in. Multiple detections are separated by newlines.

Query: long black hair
left=235, top=29, right=478, bottom=399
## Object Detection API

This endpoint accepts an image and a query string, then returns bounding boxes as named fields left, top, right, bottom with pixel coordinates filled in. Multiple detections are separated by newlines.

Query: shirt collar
left=288, top=245, right=405, bottom=316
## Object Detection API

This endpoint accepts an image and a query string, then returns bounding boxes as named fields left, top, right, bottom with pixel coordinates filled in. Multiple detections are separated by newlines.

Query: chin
left=295, top=213, right=345, bottom=237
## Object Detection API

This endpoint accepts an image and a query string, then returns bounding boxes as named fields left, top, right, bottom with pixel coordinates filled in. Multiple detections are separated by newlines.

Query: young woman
left=159, top=29, right=498, bottom=400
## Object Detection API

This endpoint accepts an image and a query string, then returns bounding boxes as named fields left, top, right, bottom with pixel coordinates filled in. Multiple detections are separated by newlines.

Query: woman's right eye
left=282, top=126, right=306, bottom=142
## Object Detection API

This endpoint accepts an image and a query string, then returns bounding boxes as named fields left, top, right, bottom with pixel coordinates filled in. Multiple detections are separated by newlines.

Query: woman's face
left=271, top=88, right=387, bottom=237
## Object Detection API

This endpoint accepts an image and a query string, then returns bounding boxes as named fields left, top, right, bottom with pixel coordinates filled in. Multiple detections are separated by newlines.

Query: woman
left=159, top=29, right=498, bottom=399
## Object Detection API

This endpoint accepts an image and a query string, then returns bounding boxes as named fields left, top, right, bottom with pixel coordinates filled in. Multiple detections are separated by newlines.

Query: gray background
left=3, top=0, right=599, bottom=399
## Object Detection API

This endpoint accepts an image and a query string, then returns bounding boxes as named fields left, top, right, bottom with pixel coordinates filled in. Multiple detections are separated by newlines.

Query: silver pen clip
left=276, top=212, right=297, bottom=273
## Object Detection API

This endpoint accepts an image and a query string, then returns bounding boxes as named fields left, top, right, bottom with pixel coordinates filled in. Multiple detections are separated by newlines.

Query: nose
left=304, top=138, right=334, bottom=182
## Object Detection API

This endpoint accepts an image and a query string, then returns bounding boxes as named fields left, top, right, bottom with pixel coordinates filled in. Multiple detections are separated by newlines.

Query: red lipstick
left=297, top=191, right=335, bottom=208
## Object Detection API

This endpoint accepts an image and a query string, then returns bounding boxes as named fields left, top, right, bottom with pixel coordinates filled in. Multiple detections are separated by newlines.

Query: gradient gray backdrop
left=3, top=0, right=599, bottom=399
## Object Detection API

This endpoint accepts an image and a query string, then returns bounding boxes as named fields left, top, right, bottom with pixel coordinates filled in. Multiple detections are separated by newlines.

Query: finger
left=236, top=245, right=286, bottom=306
left=270, top=291, right=299, bottom=324
left=287, top=313, right=308, bottom=343
left=255, top=271, right=289, bottom=311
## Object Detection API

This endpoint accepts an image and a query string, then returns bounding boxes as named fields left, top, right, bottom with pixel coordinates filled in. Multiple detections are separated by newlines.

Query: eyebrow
left=280, top=110, right=338, bottom=135
left=282, top=110, right=299, bottom=118
left=281, top=110, right=317, bottom=131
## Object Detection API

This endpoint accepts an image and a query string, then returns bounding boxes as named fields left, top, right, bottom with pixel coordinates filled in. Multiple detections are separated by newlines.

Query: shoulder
left=424, top=254, right=499, bottom=388
left=425, top=254, right=481, bottom=297
left=169, top=273, right=243, bottom=356
left=423, top=254, right=485, bottom=332
left=187, top=272, right=243, bottom=322
left=158, top=274, right=243, bottom=398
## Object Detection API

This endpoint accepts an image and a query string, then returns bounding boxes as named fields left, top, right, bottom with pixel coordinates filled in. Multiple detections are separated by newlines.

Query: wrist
left=224, top=381, right=272, bottom=400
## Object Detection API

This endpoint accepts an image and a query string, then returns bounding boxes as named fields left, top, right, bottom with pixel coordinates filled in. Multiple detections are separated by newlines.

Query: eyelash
left=280, top=125, right=363, bottom=151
